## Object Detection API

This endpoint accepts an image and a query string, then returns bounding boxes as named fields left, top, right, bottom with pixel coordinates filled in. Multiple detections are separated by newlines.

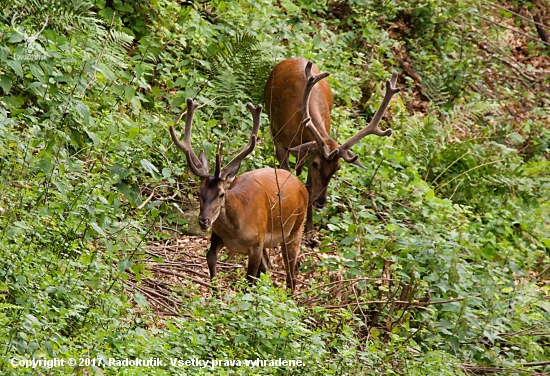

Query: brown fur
left=264, top=58, right=340, bottom=239
left=202, top=168, right=308, bottom=292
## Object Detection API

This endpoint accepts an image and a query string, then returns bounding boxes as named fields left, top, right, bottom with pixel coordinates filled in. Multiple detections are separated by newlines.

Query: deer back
left=211, top=167, right=308, bottom=252
left=264, top=58, right=333, bottom=147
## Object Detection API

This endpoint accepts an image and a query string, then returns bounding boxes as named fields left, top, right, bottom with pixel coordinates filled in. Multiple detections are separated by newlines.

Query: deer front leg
left=246, top=246, right=263, bottom=284
left=304, top=201, right=319, bottom=248
left=207, top=232, right=225, bottom=280
left=303, top=173, right=319, bottom=248
left=276, top=143, right=290, bottom=171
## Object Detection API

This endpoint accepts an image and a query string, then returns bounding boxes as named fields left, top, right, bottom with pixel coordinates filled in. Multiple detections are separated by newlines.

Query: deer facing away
left=169, top=99, right=308, bottom=292
left=264, top=58, right=399, bottom=245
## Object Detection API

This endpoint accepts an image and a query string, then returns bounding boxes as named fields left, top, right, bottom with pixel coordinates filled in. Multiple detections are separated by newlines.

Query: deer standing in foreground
left=169, top=99, right=308, bottom=292
left=264, top=58, right=399, bottom=245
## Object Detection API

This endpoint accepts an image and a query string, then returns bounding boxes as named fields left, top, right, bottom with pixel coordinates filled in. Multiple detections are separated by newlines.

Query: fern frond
left=0, top=303, right=24, bottom=311
left=3, top=0, right=98, bottom=33
left=206, top=32, right=277, bottom=106
left=401, top=114, right=440, bottom=172
left=444, top=102, right=499, bottom=130
left=99, top=29, right=134, bottom=70
left=421, top=73, right=450, bottom=107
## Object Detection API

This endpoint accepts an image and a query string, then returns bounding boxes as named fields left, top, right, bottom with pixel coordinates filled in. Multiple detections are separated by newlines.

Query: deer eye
left=219, top=192, right=225, bottom=198
left=312, top=161, right=319, bottom=169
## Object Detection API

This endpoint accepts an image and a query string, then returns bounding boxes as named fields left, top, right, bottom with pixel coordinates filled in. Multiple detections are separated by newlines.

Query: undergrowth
left=0, top=0, right=549, bottom=375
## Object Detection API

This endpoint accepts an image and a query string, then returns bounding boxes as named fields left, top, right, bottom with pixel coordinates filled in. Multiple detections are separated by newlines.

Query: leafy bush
left=1, top=0, right=549, bottom=375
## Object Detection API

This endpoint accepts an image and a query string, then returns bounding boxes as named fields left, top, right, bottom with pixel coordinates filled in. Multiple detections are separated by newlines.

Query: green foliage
left=1, top=0, right=549, bottom=375
left=206, top=32, right=276, bottom=106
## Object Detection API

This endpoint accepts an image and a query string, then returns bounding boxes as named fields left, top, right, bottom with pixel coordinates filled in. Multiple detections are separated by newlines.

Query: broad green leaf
left=0, top=46, right=10, bottom=62
left=0, top=75, right=13, bottom=94
left=141, top=159, right=160, bottom=179
left=115, top=181, right=142, bottom=206
left=6, top=60, right=23, bottom=77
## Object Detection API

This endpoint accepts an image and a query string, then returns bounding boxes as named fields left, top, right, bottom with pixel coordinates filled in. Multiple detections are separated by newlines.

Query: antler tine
left=340, top=150, right=359, bottom=164
left=302, top=118, right=337, bottom=160
left=214, top=142, right=223, bottom=179
left=302, top=61, right=331, bottom=152
left=219, top=103, right=262, bottom=180
left=337, top=72, right=400, bottom=154
left=247, top=102, right=263, bottom=138
left=34, top=14, right=49, bottom=40
left=169, top=98, right=210, bottom=177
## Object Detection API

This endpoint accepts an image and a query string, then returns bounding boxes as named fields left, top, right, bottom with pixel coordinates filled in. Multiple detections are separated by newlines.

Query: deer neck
left=212, top=189, right=243, bottom=237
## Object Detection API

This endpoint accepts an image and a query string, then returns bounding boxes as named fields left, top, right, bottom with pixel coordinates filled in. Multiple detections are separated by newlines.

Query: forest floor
left=129, top=235, right=343, bottom=316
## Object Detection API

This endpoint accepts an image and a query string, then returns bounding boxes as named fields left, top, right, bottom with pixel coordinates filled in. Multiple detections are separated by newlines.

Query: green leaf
left=439, top=302, right=461, bottom=312
left=327, top=224, right=339, bottom=231
left=140, top=159, right=160, bottom=179
left=7, top=32, right=24, bottom=44
left=91, top=222, right=106, bottom=237
left=6, top=60, right=23, bottom=77
left=0, top=46, right=10, bottom=62
left=341, top=236, right=355, bottom=245
left=98, top=8, right=117, bottom=24
left=43, top=341, right=55, bottom=357
left=86, top=130, right=100, bottom=146
left=74, top=102, right=91, bottom=125
left=507, top=131, right=524, bottom=144
left=29, top=63, right=45, bottom=82
left=171, top=95, right=186, bottom=108
left=280, top=0, right=300, bottom=13
left=25, top=314, right=41, bottom=327
left=498, top=9, right=513, bottom=18
left=118, top=259, right=131, bottom=272
left=115, top=182, right=142, bottom=206
left=109, top=163, right=129, bottom=182
left=425, top=188, right=435, bottom=200
left=134, top=292, right=150, bottom=307
left=114, top=1, right=134, bottom=12
left=4, top=95, right=24, bottom=108
left=0, top=75, right=13, bottom=94
left=242, top=293, right=254, bottom=301
left=125, top=85, right=136, bottom=102
left=239, top=301, right=252, bottom=310
left=174, top=77, right=187, bottom=87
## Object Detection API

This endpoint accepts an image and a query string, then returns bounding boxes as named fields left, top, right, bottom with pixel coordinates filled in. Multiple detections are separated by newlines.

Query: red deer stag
left=264, top=58, right=399, bottom=244
left=169, top=99, right=308, bottom=292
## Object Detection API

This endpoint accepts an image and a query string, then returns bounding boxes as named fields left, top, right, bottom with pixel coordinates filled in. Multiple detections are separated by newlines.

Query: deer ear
left=222, top=162, right=241, bottom=185
left=199, top=150, right=209, bottom=168
left=288, top=141, right=319, bottom=156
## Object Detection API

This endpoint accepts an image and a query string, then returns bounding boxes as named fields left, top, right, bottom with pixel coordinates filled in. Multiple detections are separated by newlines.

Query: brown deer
left=169, top=99, right=308, bottom=292
left=264, top=58, right=399, bottom=244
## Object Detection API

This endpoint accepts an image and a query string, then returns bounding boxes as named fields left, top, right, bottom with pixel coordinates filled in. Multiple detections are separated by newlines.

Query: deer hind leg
left=281, top=239, right=300, bottom=292
left=257, top=248, right=271, bottom=278
left=282, top=222, right=305, bottom=293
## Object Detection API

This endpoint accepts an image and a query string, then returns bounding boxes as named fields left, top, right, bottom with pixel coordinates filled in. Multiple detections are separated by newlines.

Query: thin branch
left=435, top=158, right=507, bottom=194
left=470, top=11, right=550, bottom=47
left=319, top=297, right=466, bottom=310
left=431, top=151, right=470, bottom=186
left=478, top=0, right=549, bottom=30
left=81, top=12, right=116, bottom=97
